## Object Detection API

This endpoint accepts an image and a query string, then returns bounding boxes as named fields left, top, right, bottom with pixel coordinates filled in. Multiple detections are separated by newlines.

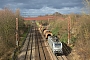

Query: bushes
left=0, top=8, right=16, bottom=47
left=60, top=33, right=68, bottom=43
left=52, top=27, right=60, bottom=36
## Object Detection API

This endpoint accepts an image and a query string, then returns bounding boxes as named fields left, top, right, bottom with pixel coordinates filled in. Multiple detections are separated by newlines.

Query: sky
left=0, top=0, right=84, bottom=17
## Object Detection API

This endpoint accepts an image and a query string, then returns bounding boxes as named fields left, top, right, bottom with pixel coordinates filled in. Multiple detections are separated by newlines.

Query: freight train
left=43, top=29, right=53, bottom=39
left=39, top=24, right=63, bottom=55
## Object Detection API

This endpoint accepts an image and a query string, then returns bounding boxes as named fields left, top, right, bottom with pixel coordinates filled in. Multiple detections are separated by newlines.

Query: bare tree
left=83, top=0, right=90, bottom=14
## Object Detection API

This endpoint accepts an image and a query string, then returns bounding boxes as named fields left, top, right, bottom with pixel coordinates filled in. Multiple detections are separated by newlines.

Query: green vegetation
left=51, top=27, right=60, bottom=36
left=60, top=33, right=68, bottom=43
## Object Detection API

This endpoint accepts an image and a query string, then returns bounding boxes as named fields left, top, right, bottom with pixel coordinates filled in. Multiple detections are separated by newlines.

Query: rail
left=12, top=26, right=30, bottom=60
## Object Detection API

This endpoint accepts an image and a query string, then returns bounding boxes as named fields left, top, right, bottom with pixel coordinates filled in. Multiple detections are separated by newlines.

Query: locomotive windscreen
left=55, top=43, right=61, bottom=47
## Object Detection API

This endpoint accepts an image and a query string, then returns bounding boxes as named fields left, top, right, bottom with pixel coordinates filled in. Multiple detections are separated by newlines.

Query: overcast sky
left=0, top=0, right=84, bottom=17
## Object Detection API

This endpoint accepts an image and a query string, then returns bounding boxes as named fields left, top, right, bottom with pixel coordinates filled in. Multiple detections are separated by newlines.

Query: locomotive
left=48, top=36, right=63, bottom=54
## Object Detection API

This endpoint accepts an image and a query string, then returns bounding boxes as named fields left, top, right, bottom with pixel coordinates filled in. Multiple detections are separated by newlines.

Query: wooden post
left=16, top=18, right=18, bottom=46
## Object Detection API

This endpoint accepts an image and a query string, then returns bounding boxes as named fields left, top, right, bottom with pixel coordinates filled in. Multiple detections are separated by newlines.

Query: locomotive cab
left=53, top=42, right=63, bottom=54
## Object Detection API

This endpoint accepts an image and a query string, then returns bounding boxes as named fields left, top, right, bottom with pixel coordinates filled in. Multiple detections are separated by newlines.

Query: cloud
left=0, top=0, right=84, bottom=17
left=0, top=8, right=2, bottom=10
left=21, top=6, right=82, bottom=17
left=0, top=0, right=83, bottom=9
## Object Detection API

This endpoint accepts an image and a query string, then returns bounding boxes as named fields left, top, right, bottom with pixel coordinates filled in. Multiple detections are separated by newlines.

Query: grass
left=60, top=33, right=68, bottom=43
left=51, top=27, right=60, bottom=36
left=19, top=32, right=28, bottom=46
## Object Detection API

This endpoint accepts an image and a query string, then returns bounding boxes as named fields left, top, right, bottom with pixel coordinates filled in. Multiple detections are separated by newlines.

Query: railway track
left=24, top=27, right=35, bottom=60
left=18, top=23, right=51, bottom=60
left=18, top=22, right=68, bottom=60
left=18, top=25, right=35, bottom=60
left=56, top=55, right=67, bottom=60
left=35, top=25, right=51, bottom=60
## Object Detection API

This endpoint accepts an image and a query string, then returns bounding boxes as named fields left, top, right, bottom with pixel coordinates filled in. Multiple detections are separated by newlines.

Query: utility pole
left=68, top=16, right=71, bottom=45
left=16, top=18, right=19, bottom=47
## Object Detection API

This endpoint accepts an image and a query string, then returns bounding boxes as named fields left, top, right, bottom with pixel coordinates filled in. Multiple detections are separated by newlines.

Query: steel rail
left=24, top=28, right=32, bottom=60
